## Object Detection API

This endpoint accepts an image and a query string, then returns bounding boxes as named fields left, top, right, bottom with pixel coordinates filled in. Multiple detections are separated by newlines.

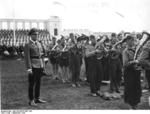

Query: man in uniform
left=68, top=33, right=82, bottom=87
left=24, top=28, right=46, bottom=106
left=138, top=32, right=150, bottom=91
left=108, top=35, right=122, bottom=93
left=85, top=35, right=104, bottom=96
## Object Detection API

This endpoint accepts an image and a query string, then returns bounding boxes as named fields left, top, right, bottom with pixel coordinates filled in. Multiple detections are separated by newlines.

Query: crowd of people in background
left=0, top=29, right=50, bottom=58
left=0, top=28, right=150, bottom=109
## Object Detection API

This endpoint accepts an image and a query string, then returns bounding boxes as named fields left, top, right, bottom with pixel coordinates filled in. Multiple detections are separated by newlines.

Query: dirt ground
left=1, top=59, right=150, bottom=110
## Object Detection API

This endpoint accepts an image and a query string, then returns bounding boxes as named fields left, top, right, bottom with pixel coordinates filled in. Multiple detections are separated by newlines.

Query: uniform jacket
left=24, top=40, right=44, bottom=70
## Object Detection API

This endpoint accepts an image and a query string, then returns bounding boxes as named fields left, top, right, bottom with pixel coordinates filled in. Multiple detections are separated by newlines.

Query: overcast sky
left=0, top=0, right=150, bottom=32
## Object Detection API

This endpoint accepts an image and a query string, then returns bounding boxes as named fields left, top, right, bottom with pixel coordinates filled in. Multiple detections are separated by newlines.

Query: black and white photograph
left=0, top=0, right=150, bottom=112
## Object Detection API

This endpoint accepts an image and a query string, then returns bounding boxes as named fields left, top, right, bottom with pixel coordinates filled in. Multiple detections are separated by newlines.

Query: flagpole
left=13, top=0, right=16, bottom=45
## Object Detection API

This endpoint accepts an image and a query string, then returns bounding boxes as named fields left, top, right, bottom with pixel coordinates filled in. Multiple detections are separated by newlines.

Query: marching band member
left=68, top=33, right=82, bottom=87
left=85, top=35, right=104, bottom=96
left=49, top=37, right=59, bottom=80
left=108, top=39, right=123, bottom=93
left=137, top=32, right=150, bottom=91
left=58, top=37, right=70, bottom=83
left=101, top=35, right=111, bottom=81
left=77, top=35, right=87, bottom=82
left=123, top=35, right=141, bottom=109
left=56, top=39, right=66, bottom=82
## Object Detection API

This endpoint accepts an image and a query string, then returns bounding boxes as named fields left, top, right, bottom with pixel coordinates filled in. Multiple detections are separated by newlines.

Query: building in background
left=0, top=16, right=62, bottom=36
left=46, top=16, right=62, bottom=36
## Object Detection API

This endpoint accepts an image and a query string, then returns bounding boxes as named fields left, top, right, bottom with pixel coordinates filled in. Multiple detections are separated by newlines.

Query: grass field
left=1, top=58, right=150, bottom=110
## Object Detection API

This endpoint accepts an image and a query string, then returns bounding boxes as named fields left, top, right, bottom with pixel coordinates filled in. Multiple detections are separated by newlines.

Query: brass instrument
left=133, top=33, right=150, bottom=70
left=51, top=44, right=58, bottom=51
left=62, top=42, right=70, bottom=52
left=134, top=33, right=149, bottom=60
left=48, top=43, right=59, bottom=59
left=95, top=37, right=107, bottom=60
left=109, top=39, right=124, bottom=60
left=95, top=45, right=105, bottom=60
left=95, top=36, right=107, bottom=48
left=62, top=45, right=66, bottom=52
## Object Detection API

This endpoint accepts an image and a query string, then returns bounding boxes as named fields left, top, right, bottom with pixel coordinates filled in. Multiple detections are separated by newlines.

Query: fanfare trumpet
left=133, top=32, right=150, bottom=70
left=108, top=39, right=124, bottom=60
left=134, top=32, right=149, bottom=60
left=95, top=37, right=108, bottom=60
left=51, top=44, right=58, bottom=51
